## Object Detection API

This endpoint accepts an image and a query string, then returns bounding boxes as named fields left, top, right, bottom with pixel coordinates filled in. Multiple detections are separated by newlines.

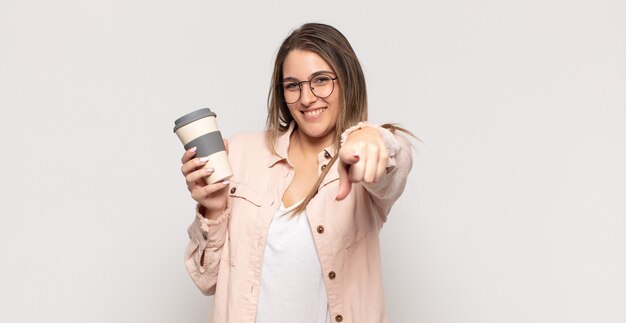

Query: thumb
left=223, top=139, right=229, bottom=155
left=336, top=159, right=352, bottom=201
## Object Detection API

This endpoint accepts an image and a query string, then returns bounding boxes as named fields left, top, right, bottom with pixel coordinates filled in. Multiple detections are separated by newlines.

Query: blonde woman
left=180, top=23, right=413, bottom=323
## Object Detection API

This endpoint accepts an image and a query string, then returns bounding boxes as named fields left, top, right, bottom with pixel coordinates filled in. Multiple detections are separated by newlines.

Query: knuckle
left=196, top=188, right=207, bottom=200
left=182, top=150, right=193, bottom=162
left=381, top=154, right=389, bottom=165
left=197, top=158, right=208, bottom=167
left=204, top=185, right=218, bottom=196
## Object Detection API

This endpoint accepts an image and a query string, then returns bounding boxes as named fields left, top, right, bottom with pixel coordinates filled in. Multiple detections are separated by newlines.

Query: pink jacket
left=184, top=122, right=413, bottom=323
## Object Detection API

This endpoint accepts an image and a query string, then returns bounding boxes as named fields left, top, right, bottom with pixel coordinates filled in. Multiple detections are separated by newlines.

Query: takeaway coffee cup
left=173, top=108, right=233, bottom=184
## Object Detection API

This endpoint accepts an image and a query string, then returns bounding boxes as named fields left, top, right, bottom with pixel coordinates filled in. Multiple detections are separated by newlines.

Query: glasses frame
left=280, top=74, right=339, bottom=104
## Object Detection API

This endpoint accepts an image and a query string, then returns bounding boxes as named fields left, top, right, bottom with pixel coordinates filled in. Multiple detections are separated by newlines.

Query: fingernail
left=205, top=167, right=214, bottom=173
left=222, top=180, right=230, bottom=185
left=189, top=147, right=197, bottom=152
left=199, top=157, right=209, bottom=163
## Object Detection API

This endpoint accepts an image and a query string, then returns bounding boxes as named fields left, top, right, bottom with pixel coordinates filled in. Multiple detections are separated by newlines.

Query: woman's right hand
left=180, top=140, right=230, bottom=219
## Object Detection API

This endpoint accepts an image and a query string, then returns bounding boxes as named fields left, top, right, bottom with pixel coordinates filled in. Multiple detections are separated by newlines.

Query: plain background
left=1, top=0, right=625, bottom=322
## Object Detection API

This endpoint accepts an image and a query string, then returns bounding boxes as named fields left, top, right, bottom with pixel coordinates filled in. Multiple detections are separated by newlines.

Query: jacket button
left=335, top=314, right=343, bottom=322
left=230, top=187, right=236, bottom=194
left=317, top=225, right=324, bottom=234
left=321, top=164, right=327, bottom=171
left=328, top=271, right=336, bottom=279
left=324, top=150, right=331, bottom=159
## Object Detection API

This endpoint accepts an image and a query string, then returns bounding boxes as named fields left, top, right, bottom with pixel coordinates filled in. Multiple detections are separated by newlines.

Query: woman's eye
left=314, top=76, right=331, bottom=84
left=284, top=83, right=298, bottom=90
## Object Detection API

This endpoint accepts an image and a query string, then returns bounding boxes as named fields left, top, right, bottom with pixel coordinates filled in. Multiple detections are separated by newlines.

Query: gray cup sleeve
left=183, top=131, right=226, bottom=157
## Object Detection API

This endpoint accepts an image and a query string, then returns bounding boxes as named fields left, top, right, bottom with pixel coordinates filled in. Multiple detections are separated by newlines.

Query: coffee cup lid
left=173, top=108, right=217, bottom=132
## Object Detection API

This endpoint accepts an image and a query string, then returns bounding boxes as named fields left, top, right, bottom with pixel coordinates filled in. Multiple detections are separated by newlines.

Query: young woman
left=180, top=23, right=413, bottom=323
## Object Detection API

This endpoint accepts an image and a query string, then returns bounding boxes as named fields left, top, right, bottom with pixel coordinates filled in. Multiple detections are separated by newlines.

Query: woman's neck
left=289, top=129, right=335, bottom=158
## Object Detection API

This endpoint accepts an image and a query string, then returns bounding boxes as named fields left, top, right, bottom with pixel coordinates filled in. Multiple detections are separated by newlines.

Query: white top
left=255, top=202, right=331, bottom=323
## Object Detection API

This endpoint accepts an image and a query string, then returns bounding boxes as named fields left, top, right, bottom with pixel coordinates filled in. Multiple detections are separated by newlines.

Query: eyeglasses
left=281, top=74, right=338, bottom=104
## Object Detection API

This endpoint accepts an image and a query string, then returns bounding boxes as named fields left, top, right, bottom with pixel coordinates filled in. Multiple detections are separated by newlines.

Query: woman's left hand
left=336, top=127, right=388, bottom=201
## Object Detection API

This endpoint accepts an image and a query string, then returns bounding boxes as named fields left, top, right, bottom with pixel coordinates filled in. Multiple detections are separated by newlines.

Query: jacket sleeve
left=340, top=122, right=414, bottom=226
left=183, top=199, right=231, bottom=295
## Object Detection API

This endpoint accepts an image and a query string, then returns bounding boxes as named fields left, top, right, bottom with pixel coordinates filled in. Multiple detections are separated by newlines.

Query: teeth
left=303, top=108, right=325, bottom=117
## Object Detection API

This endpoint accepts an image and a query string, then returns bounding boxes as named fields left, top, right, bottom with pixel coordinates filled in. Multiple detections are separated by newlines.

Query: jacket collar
left=267, top=122, right=295, bottom=167
left=267, top=122, right=338, bottom=171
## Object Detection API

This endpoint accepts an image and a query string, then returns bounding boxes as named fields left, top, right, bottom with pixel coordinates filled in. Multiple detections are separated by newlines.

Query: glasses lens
left=283, top=81, right=300, bottom=104
left=310, top=75, right=334, bottom=98
left=281, top=75, right=335, bottom=104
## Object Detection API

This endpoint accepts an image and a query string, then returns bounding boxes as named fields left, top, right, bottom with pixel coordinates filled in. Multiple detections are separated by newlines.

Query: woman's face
left=282, top=49, right=341, bottom=145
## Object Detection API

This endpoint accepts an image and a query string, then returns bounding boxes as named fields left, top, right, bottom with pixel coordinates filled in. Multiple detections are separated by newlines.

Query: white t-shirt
left=255, top=202, right=331, bottom=323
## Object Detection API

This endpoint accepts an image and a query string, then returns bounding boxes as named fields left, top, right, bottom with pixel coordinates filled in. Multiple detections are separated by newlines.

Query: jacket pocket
left=225, top=180, right=264, bottom=266
left=322, top=181, right=377, bottom=249
left=229, top=181, right=263, bottom=207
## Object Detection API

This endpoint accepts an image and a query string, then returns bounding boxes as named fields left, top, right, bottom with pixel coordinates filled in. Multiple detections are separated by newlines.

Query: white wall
left=1, top=0, right=624, bottom=322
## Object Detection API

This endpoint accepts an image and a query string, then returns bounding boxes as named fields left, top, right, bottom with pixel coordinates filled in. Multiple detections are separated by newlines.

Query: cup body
left=174, top=108, right=233, bottom=184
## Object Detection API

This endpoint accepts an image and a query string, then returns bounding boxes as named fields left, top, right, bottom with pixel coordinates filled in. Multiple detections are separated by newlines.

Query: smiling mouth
left=302, top=107, right=326, bottom=118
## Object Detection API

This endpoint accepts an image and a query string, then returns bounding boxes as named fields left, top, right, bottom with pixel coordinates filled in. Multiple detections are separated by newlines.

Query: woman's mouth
left=301, top=107, right=326, bottom=120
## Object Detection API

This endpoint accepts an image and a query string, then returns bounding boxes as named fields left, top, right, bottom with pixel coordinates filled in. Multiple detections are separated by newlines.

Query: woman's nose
left=299, top=83, right=318, bottom=106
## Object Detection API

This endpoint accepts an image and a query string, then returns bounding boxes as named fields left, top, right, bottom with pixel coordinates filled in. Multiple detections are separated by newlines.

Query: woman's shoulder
left=227, top=131, right=270, bottom=154
left=226, top=131, right=274, bottom=179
